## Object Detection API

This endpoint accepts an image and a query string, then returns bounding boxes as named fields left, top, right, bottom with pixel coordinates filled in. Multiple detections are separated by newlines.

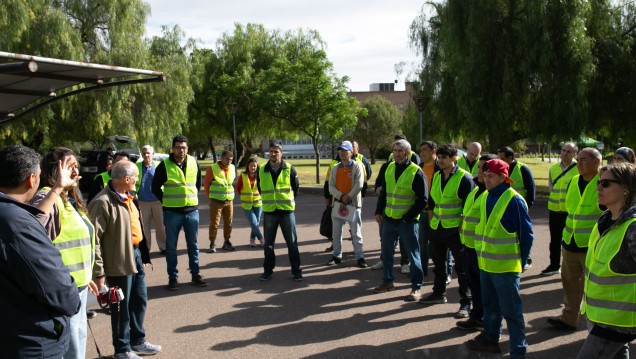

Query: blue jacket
left=0, top=193, right=80, bottom=358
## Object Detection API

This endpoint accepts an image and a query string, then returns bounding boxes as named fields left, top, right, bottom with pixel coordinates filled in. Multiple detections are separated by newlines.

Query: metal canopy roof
left=0, top=51, right=165, bottom=124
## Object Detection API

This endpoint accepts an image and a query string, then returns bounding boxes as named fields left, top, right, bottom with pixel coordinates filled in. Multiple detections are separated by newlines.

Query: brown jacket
left=88, top=182, right=150, bottom=278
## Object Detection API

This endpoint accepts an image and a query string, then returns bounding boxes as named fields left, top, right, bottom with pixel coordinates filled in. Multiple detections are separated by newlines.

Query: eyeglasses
left=598, top=178, right=621, bottom=188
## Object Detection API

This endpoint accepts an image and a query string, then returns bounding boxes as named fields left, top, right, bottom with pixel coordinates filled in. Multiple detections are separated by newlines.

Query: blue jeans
left=263, top=212, right=301, bottom=275
left=244, top=206, right=263, bottom=240
left=164, top=209, right=200, bottom=279
left=480, top=270, right=527, bottom=359
left=64, top=287, right=88, bottom=359
left=380, top=219, right=423, bottom=290
left=107, top=248, right=147, bottom=354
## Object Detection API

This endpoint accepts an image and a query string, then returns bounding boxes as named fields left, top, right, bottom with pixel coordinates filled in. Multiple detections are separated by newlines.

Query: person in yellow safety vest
left=256, top=140, right=303, bottom=282
left=372, top=139, right=427, bottom=302
left=547, top=147, right=604, bottom=332
left=151, top=135, right=207, bottom=291
left=203, top=150, right=236, bottom=253
left=31, top=147, right=97, bottom=359
left=466, top=159, right=533, bottom=358
left=455, top=153, right=499, bottom=331
left=87, top=151, right=130, bottom=203
left=387, top=134, right=422, bottom=166
left=578, top=162, right=636, bottom=359
left=543, top=142, right=579, bottom=276
left=236, top=156, right=263, bottom=247
left=497, top=145, right=536, bottom=271
left=136, top=145, right=166, bottom=255
left=457, top=142, right=482, bottom=177
left=421, top=144, right=474, bottom=320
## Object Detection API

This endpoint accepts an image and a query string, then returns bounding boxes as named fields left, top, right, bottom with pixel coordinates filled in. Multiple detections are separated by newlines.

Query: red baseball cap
left=484, top=159, right=515, bottom=184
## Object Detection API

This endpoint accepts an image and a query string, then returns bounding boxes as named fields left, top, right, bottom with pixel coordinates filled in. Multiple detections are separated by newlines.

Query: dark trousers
left=429, top=231, right=471, bottom=305
left=548, top=210, right=568, bottom=268
left=463, top=247, right=483, bottom=321
left=263, top=212, right=301, bottom=275
left=106, top=248, right=147, bottom=354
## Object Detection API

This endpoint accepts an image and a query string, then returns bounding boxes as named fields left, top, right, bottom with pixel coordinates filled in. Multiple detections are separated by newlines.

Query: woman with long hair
left=236, top=156, right=263, bottom=247
left=578, top=162, right=636, bottom=358
left=31, top=147, right=96, bottom=359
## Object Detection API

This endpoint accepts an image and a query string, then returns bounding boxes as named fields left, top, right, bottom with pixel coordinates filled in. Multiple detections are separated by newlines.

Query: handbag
left=319, top=205, right=333, bottom=239
left=331, top=203, right=356, bottom=222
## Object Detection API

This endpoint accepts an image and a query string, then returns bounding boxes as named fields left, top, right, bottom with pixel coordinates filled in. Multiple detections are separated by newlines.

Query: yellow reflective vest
left=430, top=168, right=467, bottom=229
left=162, top=155, right=199, bottom=207
left=259, top=164, right=295, bottom=212
left=509, top=162, right=528, bottom=199
left=384, top=162, right=420, bottom=220
left=457, top=156, right=478, bottom=177
left=461, top=186, right=485, bottom=249
left=547, top=162, right=578, bottom=212
left=208, top=163, right=236, bottom=201
left=239, top=173, right=262, bottom=210
left=562, top=175, right=603, bottom=248
left=476, top=188, right=524, bottom=273
left=583, top=219, right=636, bottom=327
left=135, top=161, right=160, bottom=192
left=95, top=171, right=111, bottom=187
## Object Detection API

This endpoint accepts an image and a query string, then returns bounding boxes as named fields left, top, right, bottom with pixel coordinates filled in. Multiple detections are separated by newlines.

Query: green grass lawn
left=201, top=156, right=558, bottom=197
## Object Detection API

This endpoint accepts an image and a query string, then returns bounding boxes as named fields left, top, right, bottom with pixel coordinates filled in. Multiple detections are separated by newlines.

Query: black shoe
left=466, top=333, right=502, bottom=353
left=86, top=310, right=97, bottom=319
left=191, top=274, right=208, bottom=287
left=456, top=318, right=484, bottom=331
left=260, top=272, right=273, bottom=281
left=167, top=278, right=179, bottom=291
left=547, top=317, right=577, bottom=331
left=541, top=266, right=561, bottom=276
left=326, top=256, right=341, bottom=266
left=222, top=240, right=235, bottom=251
left=324, top=245, right=333, bottom=252
left=294, top=272, right=303, bottom=282
left=419, top=293, right=447, bottom=305
left=357, top=258, right=368, bottom=268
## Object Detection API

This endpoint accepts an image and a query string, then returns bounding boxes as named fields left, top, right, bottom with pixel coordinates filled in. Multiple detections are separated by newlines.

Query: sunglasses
left=598, top=178, right=621, bottom=188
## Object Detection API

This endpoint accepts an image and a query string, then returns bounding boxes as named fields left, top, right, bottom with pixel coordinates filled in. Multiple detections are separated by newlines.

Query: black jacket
left=0, top=193, right=80, bottom=358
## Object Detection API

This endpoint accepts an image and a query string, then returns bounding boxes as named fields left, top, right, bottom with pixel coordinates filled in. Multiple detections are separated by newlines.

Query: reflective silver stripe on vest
left=54, top=237, right=92, bottom=250
left=482, top=235, right=518, bottom=245
left=66, top=260, right=92, bottom=273
left=573, top=227, right=594, bottom=235
left=479, top=252, right=521, bottom=261
left=573, top=214, right=601, bottom=221
left=209, top=189, right=229, bottom=194
left=463, top=217, right=480, bottom=224
left=387, top=204, right=412, bottom=210
left=261, top=189, right=275, bottom=194
left=261, top=200, right=293, bottom=205
left=163, top=183, right=197, bottom=188
left=462, top=230, right=475, bottom=237
left=586, top=297, right=636, bottom=313
left=437, top=203, right=462, bottom=209
left=164, top=194, right=198, bottom=199
left=387, top=193, right=416, bottom=200
left=588, top=272, right=636, bottom=286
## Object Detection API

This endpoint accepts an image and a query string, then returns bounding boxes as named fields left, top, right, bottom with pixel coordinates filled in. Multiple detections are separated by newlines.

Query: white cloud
left=144, top=0, right=423, bottom=91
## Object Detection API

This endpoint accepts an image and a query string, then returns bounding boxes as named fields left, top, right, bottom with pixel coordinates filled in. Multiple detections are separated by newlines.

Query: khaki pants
left=209, top=199, right=233, bottom=245
left=560, top=248, right=586, bottom=326
left=139, top=200, right=166, bottom=252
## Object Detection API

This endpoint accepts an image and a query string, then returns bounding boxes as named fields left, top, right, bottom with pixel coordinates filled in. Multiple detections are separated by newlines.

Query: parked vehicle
left=78, top=135, right=140, bottom=192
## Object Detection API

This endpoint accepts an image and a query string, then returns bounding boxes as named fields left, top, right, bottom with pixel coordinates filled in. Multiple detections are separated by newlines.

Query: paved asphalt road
left=85, top=189, right=634, bottom=358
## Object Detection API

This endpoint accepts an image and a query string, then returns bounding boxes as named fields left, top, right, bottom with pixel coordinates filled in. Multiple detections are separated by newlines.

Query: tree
left=354, top=95, right=403, bottom=164
left=259, top=29, right=362, bottom=183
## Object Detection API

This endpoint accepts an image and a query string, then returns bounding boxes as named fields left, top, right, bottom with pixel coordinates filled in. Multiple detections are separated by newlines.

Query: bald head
left=467, top=142, right=482, bottom=162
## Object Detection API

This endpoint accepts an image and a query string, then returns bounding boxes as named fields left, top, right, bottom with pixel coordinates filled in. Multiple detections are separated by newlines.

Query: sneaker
left=455, top=305, right=470, bottom=318
left=167, top=278, right=179, bottom=291
left=324, top=245, right=333, bottom=252
left=373, top=281, right=395, bottom=293
left=114, top=352, right=142, bottom=359
left=456, top=318, right=484, bottom=331
left=357, top=258, right=368, bottom=268
left=222, top=240, right=235, bottom=251
left=86, top=310, right=97, bottom=319
left=132, top=340, right=162, bottom=355
left=400, top=264, right=410, bottom=274
left=446, top=274, right=452, bottom=284
left=326, top=256, right=341, bottom=266
left=371, top=261, right=384, bottom=270
left=466, top=333, right=502, bottom=353
left=250, top=238, right=256, bottom=247
left=259, top=272, right=273, bottom=281
left=294, top=272, right=303, bottom=282
left=419, top=292, right=447, bottom=305
left=208, top=245, right=217, bottom=253
left=547, top=316, right=577, bottom=331
left=523, top=263, right=532, bottom=271
left=405, top=289, right=422, bottom=302
left=191, top=274, right=208, bottom=287
left=541, top=266, right=561, bottom=276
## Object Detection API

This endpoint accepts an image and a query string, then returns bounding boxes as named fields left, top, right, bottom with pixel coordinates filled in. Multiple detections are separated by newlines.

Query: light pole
left=414, top=96, right=430, bottom=144
left=227, top=102, right=239, bottom=171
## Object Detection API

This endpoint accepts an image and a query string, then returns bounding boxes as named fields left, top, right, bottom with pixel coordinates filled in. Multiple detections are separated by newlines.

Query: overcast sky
left=144, top=0, right=424, bottom=92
